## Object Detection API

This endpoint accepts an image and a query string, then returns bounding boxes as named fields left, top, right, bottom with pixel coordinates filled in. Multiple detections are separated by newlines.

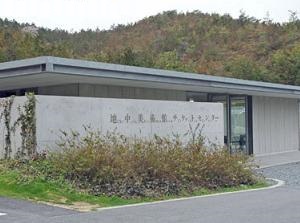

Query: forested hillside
left=1, top=10, right=300, bottom=85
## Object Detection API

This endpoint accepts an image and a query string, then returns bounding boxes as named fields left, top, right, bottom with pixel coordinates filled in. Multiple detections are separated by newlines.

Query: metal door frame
left=209, top=94, right=253, bottom=155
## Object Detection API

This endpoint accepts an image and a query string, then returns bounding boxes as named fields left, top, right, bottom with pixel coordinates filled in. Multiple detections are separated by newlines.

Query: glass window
left=230, top=97, right=246, bottom=153
left=186, top=92, right=208, bottom=102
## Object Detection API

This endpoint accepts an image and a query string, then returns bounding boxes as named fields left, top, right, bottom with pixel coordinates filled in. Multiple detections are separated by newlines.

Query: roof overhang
left=1, top=56, right=300, bottom=99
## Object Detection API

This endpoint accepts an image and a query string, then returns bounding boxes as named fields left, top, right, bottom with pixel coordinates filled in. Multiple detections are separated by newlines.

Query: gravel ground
left=258, top=162, right=300, bottom=187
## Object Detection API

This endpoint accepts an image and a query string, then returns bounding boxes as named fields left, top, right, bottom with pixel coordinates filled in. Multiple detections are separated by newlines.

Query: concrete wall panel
left=1, top=96, right=224, bottom=157
left=34, top=96, right=224, bottom=151
left=253, top=96, right=299, bottom=155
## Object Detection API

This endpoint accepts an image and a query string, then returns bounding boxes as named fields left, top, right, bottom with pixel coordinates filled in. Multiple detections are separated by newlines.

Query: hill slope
left=0, top=11, right=300, bottom=85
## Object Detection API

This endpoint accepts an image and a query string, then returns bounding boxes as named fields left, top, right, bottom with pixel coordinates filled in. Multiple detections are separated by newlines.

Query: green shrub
left=41, top=130, right=258, bottom=198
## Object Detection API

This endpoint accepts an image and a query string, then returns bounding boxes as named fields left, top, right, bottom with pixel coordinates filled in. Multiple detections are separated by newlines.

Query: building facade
left=1, top=56, right=300, bottom=156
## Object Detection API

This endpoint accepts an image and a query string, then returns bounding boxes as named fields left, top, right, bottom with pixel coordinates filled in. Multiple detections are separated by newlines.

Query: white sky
left=0, top=0, right=299, bottom=31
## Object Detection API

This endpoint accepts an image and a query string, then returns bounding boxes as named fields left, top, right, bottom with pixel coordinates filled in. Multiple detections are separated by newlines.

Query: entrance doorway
left=230, top=96, right=247, bottom=153
left=210, top=94, right=252, bottom=155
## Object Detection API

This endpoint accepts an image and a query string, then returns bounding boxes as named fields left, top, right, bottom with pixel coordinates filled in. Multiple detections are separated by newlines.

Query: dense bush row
left=8, top=131, right=258, bottom=198
left=1, top=130, right=259, bottom=198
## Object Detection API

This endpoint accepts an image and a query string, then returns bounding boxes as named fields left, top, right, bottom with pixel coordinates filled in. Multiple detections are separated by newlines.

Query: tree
left=154, top=50, right=193, bottom=72
left=288, top=10, right=299, bottom=23
left=270, top=44, right=300, bottom=85
left=224, top=57, right=268, bottom=81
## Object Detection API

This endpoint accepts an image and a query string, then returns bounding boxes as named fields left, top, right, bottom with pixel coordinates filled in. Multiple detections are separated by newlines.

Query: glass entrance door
left=210, top=94, right=250, bottom=155
left=230, top=96, right=247, bottom=154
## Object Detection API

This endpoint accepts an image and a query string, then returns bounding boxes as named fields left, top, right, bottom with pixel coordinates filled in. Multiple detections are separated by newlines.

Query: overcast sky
left=0, top=0, right=299, bottom=31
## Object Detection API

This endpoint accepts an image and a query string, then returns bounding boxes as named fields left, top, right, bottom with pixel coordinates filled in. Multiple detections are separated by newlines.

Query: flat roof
left=1, top=56, right=300, bottom=98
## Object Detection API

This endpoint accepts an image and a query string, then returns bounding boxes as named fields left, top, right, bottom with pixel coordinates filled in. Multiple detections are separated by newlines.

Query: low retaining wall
left=0, top=95, right=224, bottom=157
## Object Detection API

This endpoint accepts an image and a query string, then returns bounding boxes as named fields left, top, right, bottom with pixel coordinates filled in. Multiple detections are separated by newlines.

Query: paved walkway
left=1, top=182, right=299, bottom=223
left=50, top=186, right=300, bottom=223
left=255, top=150, right=300, bottom=168
left=258, top=162, right=300, bottom=187
left=0, top=197, right=76, bottom=223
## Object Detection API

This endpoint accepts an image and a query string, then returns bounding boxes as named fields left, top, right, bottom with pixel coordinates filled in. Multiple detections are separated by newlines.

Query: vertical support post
left=298, top=99, right=300, bottom=151
left=227, top=95, right=232, bottom=154
left=247, top=96, right=253, bottom=155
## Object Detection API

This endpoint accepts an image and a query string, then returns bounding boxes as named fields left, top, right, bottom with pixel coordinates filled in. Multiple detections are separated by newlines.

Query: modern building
left=1, top=56, right=300, bottom=156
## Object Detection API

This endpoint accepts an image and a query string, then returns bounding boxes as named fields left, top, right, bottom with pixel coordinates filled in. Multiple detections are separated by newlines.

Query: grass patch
left=0, top=163, right=268, bottom=210
left=0, top=166, right=147, bottom=207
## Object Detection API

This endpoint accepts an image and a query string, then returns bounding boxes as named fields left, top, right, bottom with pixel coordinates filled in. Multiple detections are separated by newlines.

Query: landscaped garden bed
left=0, top=131, right=266, bottom=210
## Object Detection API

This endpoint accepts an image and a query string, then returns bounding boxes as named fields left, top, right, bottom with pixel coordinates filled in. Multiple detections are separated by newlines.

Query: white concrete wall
left=0, top=97, right=28, bottom=157
left=38, top=84, right=187, bottom=101
left=0, top=96, right=224, bottom=157
left=35, top=96, right=224, bottom=150
left=252, top=96, right=299, bottom=155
